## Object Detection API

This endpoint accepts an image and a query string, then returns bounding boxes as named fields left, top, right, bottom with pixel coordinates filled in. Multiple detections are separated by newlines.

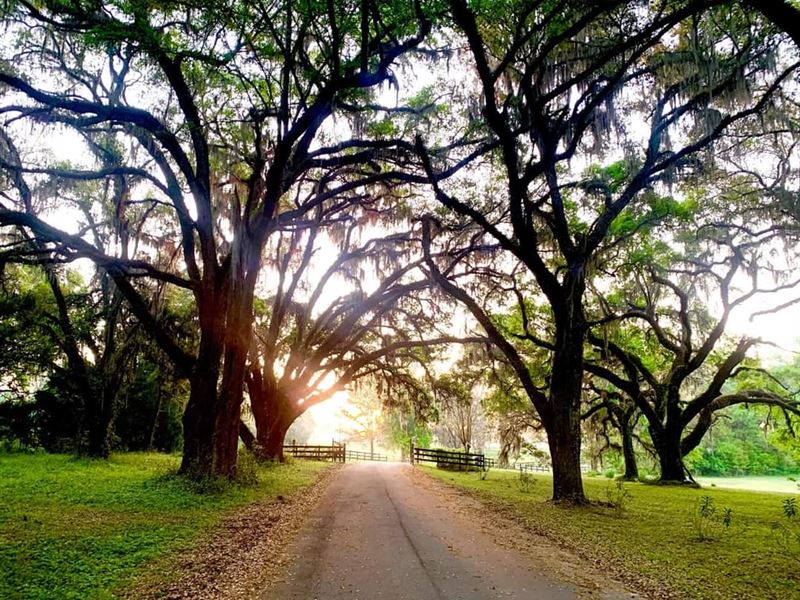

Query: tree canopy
left=1, top=0, right=800, bottom=501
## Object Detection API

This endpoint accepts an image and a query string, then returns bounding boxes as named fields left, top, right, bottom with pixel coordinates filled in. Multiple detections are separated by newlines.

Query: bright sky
left=7, top=38, right=800, bottom=442
left=304, top=391, right=352, bottom=443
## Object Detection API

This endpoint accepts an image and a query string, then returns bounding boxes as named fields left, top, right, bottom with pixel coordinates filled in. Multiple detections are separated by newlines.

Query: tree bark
left=239, top=420, right=257, bottom=452
left=249, top=384, right=295, bottom=462
left=180, top=367, right=222, bottom=476
left=261, top=410, right=292, bottom=461
left=543, top=278, right=588, bottom=503
left=652, top=425, right=687, bottom=482
left=620, top=413, right=639, bottom=481
left=545, top=407, right=585, bottom=502
left=85, top=384, right=116, bottom=459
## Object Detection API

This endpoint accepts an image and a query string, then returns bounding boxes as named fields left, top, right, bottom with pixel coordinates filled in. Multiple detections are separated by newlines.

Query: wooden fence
left=345, top=450, right=388, bottom=462
left=283, top=443, right=388, bottom=463
left=516, top=462, right=550, bottom=473
left=283, top=443, right=346, bottom=463
left=411, top=446, right=487, bottom=470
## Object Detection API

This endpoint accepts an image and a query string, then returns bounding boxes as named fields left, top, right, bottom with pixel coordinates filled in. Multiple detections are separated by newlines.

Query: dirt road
left=266, top=463, right=638, bottom=600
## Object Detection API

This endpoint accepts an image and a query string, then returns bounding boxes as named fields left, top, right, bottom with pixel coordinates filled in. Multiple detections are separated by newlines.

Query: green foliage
left=771, top=497, right=800, bottom=566
left=516, top=470, right=536, bottom=493
left=427, top=468, right=799, bottom=599
left=0, top=265, right=61, bottom=399
left=114, top=354, right=187, bottom=453
left=783, top=497, right=797, bottom=518
left=383, top=407, right=431, bottom=453
left=685, top=406, right=799, bottom=476
left=691, top=495, right=734, bottom=542
left=0, top=453, right=328, bottom=599
left=605, top=479, right=633, bottom=518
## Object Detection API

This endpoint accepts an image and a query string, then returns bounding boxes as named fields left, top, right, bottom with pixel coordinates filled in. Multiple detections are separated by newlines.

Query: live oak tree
left=587, top=224, right=800, bottom=481
left=0, top=0, right=432, bottom=476
left=0, top=127, right=146, bottom=457
left=241, top=213, right=470, bottom=460
left=582, top=382, right=643, bottom=480
left=417, top=0, right=799, bottom=501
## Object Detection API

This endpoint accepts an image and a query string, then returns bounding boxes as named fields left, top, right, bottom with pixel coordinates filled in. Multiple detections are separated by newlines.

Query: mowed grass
left=0, top=452, right=328, bottom=600
left=424, top=467, right=800, bottom=599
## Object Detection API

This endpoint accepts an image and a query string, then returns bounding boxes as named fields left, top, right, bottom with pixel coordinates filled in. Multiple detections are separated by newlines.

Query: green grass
left=0, top=452, right=328, bottom=600
left=424, top=467, right=800, bottom=599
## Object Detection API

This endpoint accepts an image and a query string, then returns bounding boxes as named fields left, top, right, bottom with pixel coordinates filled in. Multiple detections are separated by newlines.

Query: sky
left=5, top=33, right=800, bottom=446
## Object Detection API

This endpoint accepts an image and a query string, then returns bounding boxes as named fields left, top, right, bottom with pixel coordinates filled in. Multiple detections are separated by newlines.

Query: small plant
left=517, top=470, right=536, bottom=493
left=606, top=479, right=632, bottom=518
left=691, top=495, right=733, bottom=542
left=772, top=497, right=800, bottom=565
left=234, top=449, right=261, bottom=487
left=784, top=497, right=797, bottom=518
left=603, top=468, right=616, bottom=479
left=479, top=466, right=490, bottom=480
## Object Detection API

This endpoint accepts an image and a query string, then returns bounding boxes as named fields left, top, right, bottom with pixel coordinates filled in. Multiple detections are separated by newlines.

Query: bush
left=517, top=470, right=536, bottom=493
left=691, top=495, right=734, bottom=541
left=235, top=449, right=260, bottom=487
left=772, top=497, right=800, bottom=565
left=606, top=479, right=632, bottom=518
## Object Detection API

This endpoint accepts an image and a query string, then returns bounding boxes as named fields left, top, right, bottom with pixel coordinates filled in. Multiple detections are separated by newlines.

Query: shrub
left=235, top=449, right=260, bottom=487
left=606, top=479, right=632, bottom=518
left=691, top=495, right=733, bottom=541
left=772, top=497, right=800, bottom=565
left=517, top=470, right=536, bottom=493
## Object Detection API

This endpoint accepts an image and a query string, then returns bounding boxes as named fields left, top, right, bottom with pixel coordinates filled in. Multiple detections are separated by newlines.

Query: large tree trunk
left=262, top=416, right=290, bottom=461
left=248, top=375, right=297, bottom=462
left=180, top=367, right=222, bottom=476
left=258, top=402, right=295, bottom=462
left=544, top=382, right=585, bottom=501
left=545, top=406, right=585, bottom=502
left=85, top=384, right=116, bottom=459
left=179, top=234, right=263, bottom=479
left=651, top=425, right=687, bottom=482
left=620, top=413, right=639, bottom=481
left=180, top=372, right=245, bottom=479
left=544, top=282, right=588, bottom=503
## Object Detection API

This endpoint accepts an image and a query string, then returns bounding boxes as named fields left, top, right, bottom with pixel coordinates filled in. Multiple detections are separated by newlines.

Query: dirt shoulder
left=410, top=468, right=649, bottom=600
left=124, top=464, right=341, bottom=600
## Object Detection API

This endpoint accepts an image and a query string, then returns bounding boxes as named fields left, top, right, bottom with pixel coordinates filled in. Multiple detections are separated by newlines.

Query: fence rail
left=516, top=462, right=550, bottom=473
left=283, top=443, right=345, bottom=463
left=411, top=446, right=487, bottom=469
left=283, top=444, right=389, bottom=463
left=345, top=450, right=388, bottom=462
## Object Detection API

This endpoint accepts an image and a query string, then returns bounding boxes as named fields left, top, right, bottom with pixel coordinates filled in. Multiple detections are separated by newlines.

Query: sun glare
left=305, top=390, right=354, bottom=443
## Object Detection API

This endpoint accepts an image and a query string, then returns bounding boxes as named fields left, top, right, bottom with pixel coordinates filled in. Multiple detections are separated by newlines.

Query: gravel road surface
left=266, top=463, right=637, bottom=600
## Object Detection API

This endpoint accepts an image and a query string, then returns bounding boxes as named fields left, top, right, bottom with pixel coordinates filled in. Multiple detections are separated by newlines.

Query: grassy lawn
left=423, top=467, right=800, bottom=599
left=0, top=452, right=328, bottom=600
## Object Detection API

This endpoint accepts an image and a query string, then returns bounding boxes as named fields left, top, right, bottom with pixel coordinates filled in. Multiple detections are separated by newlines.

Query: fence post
left=410, top=442, right=415, bottom=465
